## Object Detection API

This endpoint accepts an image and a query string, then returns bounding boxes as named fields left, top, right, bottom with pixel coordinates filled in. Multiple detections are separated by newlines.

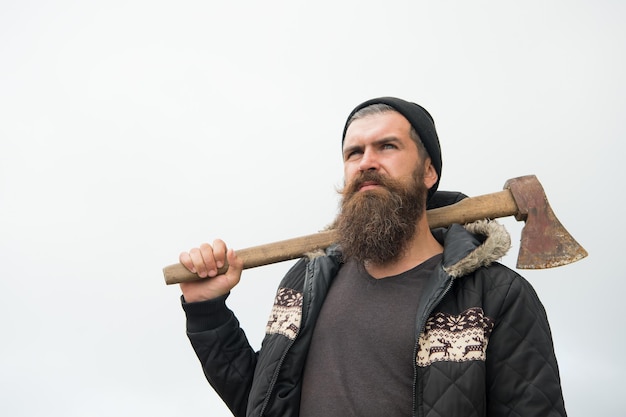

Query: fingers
left=177, top=241, right=244, bottom=302
left=210, top=239, right=228, bottom=270
left=179, top=239, right=229, bottom=278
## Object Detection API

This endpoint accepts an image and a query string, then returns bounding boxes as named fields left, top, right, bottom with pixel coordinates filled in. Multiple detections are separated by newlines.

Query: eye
left=344, top=148, right=362, bottom=161
left=381, top=142, right=397, bottom=150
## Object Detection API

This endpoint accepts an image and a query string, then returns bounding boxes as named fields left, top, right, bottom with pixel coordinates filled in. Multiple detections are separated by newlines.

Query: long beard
left=336, top=167, right=428, bottom=266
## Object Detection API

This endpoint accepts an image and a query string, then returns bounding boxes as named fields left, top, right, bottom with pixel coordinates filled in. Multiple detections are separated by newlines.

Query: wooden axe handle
left=163, top=189, right=518, bottom=285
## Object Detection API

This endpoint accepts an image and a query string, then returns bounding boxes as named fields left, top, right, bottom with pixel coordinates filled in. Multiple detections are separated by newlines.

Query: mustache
left=344, top=170, right=399, bottom=195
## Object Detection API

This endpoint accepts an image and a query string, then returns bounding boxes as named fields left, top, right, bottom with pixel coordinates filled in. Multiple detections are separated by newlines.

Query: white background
left=1, top=1, right=623, bottom=416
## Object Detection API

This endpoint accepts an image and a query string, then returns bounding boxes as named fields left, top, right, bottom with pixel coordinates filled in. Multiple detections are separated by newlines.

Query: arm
left=179, top=240, right=255, bottom=417
left=183, top=294, right=257, bottom=417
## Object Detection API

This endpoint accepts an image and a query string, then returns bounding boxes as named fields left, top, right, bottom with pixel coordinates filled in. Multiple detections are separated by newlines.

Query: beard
left=336, top=166, right=428, bottom=266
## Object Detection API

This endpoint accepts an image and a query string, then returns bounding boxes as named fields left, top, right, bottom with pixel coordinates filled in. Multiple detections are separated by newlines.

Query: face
left=342, top=111, right=438, bottom=192
left=336, top=111, right=438, bottom=265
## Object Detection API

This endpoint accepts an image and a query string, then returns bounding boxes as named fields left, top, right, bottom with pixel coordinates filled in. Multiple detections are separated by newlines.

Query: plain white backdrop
left=1, top=1, right=623, bottom=416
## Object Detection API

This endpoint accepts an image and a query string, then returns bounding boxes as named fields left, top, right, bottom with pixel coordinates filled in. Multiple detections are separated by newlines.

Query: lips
left=358, top=181, right=380, bottom=191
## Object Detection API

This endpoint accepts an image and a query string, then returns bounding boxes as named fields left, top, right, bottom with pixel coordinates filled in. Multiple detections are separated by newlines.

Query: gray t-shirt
left=300, top=254, right=441, bottom=417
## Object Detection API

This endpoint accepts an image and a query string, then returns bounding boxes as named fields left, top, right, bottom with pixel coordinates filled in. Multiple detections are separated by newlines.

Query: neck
left=365, top=215, right=443, bottom=279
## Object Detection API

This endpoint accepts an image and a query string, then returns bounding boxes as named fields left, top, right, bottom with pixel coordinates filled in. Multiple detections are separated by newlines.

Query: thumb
left=224, top=248, right=244, bottom=283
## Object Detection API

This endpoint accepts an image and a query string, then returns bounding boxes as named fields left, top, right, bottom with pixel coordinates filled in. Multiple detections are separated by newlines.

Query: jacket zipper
left=259, top=337, right=298, bottom=416
left=412, top=273, right=454, bottom=417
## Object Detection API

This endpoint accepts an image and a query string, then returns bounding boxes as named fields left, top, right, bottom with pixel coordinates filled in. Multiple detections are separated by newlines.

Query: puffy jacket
left=183, top=219, right=567, bottom=417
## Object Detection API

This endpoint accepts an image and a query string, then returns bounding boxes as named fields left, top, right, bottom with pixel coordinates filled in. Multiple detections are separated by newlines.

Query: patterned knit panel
left=417, top=307, right=494, bottom=366
left=265, top=287, right=303, bottom=340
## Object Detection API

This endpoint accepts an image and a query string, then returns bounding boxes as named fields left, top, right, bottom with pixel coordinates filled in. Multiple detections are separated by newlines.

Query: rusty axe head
left=504, top=175, right=588, bottom=269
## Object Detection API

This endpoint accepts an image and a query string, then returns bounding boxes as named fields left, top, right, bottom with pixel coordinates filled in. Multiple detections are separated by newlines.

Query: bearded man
left=177, top=97, right=567, bottom=417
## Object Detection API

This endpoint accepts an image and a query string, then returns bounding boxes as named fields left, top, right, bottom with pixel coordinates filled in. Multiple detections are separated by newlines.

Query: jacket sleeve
left=182, top=294, right=258, bottom=417
left=485, top=273, right=567, bottom=416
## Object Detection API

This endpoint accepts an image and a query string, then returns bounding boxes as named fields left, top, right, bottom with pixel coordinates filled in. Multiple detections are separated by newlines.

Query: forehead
left=343, top=111, right=412, bottom=148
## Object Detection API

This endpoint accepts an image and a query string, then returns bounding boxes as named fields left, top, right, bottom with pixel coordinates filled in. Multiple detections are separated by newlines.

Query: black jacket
left=183, top=219, right=566, bottom=417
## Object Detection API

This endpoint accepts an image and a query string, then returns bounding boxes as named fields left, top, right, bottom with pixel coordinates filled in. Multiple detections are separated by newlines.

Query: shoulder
left=277, top=247, right=342, bottom=291
left=465, top=263, right=548, bottom=322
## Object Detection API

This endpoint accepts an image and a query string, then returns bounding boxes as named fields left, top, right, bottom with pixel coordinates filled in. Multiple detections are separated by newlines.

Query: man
left=178, top=97, right=567, bottom=416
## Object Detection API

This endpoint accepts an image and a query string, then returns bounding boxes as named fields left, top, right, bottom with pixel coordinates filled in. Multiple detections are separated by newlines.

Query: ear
left=423, top=158, right=438, bottom=189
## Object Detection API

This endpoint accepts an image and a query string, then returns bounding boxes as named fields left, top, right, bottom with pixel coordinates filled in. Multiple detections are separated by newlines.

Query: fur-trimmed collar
left=442, top=220, right=511, bottom=278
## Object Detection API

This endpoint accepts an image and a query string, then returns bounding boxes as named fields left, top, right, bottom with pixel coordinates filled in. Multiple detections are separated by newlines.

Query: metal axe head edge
left=504, top=175, right=588, bottom=269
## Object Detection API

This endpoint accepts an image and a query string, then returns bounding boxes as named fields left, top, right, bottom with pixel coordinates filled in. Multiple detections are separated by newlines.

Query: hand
left=178, top=239, right=244, bottom=303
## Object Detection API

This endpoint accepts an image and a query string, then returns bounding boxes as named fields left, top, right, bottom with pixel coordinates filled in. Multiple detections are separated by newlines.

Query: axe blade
left=504, top=175, right=588, bottom=269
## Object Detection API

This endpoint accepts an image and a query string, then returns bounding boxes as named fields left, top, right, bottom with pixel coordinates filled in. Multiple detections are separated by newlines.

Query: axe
left=163, top=175, right=587, bottom=285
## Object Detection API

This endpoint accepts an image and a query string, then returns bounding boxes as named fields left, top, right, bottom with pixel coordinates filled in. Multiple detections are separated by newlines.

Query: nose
left=358, top=148, right=380, bottom=172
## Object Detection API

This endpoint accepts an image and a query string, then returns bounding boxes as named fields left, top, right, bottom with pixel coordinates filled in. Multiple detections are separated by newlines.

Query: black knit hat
left=342, top=97, right=442, bottom=200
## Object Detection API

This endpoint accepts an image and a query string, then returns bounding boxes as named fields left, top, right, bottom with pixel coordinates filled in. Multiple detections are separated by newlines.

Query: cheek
left=343, top=164, right=358, bottom=182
